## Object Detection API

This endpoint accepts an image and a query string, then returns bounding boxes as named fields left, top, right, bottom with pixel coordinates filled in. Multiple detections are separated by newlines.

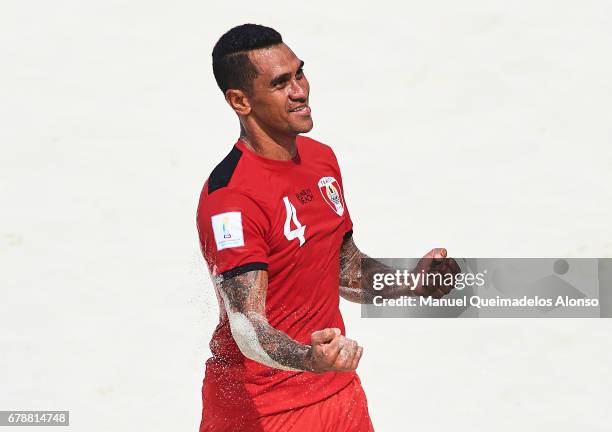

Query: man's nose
left=289, top=79, right=307, bottom=101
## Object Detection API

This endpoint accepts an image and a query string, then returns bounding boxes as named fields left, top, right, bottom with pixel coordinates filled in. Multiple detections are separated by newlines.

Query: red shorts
left=200, top=376, right=374, bottom=432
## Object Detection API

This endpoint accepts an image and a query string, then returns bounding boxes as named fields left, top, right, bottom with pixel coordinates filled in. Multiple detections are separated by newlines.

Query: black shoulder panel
left=208, top=146, right=243, bottom=194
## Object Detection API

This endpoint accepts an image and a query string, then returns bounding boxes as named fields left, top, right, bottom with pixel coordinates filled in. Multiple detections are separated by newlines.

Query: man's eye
left=296, top=69, right=304, bottom=78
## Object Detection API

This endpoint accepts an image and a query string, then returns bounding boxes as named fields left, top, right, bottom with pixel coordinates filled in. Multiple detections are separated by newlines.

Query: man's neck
left=240, top=125, right=297, bottom=161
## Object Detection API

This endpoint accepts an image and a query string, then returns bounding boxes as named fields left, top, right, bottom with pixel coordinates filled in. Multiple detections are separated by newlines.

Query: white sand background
left=2, top=1, right=612, bottom=431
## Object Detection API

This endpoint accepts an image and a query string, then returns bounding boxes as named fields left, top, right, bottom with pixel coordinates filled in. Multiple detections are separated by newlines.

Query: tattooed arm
left=218, top=269, right=363, bottom=372
left=339, top=236, right=460, bottom=304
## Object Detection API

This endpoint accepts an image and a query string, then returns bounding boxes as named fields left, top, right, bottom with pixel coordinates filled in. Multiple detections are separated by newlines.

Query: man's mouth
left=289, top=105, right=311, bottom=114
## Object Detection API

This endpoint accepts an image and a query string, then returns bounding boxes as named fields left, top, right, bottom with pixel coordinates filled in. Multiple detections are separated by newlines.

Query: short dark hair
left=212, top=24, right=283, bottom=94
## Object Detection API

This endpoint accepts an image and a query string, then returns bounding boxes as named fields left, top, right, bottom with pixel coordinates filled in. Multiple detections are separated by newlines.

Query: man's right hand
left=307, top=328, right=363, bottom=373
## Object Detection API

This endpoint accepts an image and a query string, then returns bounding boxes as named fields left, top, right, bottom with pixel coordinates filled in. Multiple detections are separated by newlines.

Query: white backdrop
left=2, top=1, right=612, bottom=431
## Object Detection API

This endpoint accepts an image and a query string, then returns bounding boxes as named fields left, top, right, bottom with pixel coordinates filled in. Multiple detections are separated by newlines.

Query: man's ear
left=225, top=89, right=251, bottom=116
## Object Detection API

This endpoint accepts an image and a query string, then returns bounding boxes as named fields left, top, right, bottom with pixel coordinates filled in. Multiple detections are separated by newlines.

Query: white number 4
left=282, top=196, right=306, bottom=246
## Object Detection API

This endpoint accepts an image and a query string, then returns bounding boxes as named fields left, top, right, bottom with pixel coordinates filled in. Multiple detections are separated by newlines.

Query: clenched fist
left=305, top=328, right=363, bottom=373
left=412, top=248, right=461, bottom=298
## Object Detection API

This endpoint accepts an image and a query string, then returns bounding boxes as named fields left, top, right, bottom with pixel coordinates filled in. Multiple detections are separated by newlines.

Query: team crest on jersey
left=318, top=177, right=344, bottom=216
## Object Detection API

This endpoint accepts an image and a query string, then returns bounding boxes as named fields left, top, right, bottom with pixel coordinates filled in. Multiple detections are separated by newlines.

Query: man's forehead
left=248, top=44, right=300, bottom=76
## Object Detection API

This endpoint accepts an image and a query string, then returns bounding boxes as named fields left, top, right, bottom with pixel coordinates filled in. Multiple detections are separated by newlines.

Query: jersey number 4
left=282, top=196, right=306, bottom=246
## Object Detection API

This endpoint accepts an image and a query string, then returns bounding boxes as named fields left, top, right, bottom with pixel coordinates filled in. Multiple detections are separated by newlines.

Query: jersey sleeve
left=327, top=147, right=353, bottom=239
left=342, top=192, right=354, bottom=239
left=197, top=189, right=270, bottom=280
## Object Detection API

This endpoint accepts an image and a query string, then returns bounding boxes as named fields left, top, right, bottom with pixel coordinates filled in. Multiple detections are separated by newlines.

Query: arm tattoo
left=218, top=270, right=312, bottom=372
left=339, top=237, right=417, bottom=304
left=339, top=237, right=369, bottom=303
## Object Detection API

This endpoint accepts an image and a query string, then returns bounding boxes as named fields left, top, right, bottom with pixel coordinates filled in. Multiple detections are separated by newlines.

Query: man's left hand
left=412, top=248, right=461, bottom=298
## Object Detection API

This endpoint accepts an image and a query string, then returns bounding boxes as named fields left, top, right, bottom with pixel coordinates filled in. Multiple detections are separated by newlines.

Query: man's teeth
left=291, top=107, right=305, bottom=112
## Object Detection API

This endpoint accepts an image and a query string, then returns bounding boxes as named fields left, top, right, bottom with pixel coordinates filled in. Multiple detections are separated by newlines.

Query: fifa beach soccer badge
left=211, top=211, right=245, bottom=250
left=318, top=177, right=344, bottom=216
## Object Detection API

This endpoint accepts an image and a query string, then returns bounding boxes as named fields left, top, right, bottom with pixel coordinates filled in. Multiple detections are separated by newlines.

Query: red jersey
left=196, top=135, right=355, bottom=422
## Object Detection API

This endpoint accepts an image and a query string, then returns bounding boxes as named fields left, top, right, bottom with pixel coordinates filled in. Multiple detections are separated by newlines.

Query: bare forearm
left=341, top=260, right=417, bottom=303
left=247, top=313, right=313, bottom=371
left=339, top=238, right=416, bottom=303
left=219, top=271, right=313, bottom=371
left=339, top=239, right=459, bottom=303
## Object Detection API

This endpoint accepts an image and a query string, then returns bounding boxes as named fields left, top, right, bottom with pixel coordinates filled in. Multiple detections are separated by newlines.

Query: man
left=197, top=24, right=458, bottom=431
